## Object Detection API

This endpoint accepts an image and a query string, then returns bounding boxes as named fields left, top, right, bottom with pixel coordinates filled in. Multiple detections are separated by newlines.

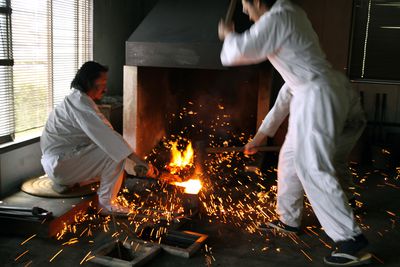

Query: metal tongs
left=0, top=206, right=53, bottom=220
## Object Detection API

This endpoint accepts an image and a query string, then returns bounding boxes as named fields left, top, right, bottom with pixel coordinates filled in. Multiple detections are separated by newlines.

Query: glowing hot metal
left=172, top=179, right=202, bottom=194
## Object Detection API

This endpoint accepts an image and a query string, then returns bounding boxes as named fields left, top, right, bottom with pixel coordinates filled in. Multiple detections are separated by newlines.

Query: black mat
left=21, top=175, right=98, bottom=198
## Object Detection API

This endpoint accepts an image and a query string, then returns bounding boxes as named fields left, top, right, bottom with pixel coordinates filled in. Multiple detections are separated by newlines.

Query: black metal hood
left=126, top=0, right=236, bottom=69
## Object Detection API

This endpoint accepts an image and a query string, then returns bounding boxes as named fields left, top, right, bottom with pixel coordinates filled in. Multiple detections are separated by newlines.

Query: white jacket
left=41, top=89, right=132, bottom=163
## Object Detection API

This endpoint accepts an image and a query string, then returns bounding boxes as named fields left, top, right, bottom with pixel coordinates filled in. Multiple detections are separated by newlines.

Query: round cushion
left=21, top=175, right=98, bottom=198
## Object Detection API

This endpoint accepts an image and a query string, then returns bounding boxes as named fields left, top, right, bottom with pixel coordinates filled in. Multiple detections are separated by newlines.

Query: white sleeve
left=72, top=105, right=133, bottom=163
left=258, top=83, right=292, bottom=137
left=221, top=14, right=286, bottom=66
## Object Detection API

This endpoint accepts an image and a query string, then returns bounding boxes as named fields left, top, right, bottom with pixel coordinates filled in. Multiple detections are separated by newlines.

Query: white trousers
left=276, top=76, right=365, bottom=242
left=41, top=144, right=125, bottom=207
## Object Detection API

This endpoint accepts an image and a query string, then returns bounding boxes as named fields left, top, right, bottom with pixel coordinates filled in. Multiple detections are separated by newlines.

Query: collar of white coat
left=72, top=88, right=81, bottom=94
left=72, top=88, right=88, bottom=99
left=71, top=87, right=97, bottom=105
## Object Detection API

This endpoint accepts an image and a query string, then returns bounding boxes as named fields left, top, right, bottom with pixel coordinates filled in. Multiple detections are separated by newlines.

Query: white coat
left=221, top=0, right=366, bottom=242
left=41, top=89, right=133, bottom=206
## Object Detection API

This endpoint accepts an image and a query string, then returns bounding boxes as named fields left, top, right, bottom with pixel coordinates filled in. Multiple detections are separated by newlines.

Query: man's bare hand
left=244, top=141, right=259, bottom=155
left=146, top=164, right=159, bottom=178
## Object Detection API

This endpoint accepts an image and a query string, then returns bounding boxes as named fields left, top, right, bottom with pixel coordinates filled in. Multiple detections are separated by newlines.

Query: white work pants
left=276, top=76, right=365, bottom=242
left=41, top=144, right=125, bottom=207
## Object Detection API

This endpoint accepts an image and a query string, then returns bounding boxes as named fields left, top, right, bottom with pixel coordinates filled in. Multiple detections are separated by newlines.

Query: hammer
left=225, top=0, right=238, bottom=24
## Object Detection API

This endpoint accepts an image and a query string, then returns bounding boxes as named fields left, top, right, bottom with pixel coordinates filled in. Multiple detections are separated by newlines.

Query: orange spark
left=15, top=250, right=29, bottom=261
left=49, top=249, right=63, bottom=262
left=20, top=234, right=36, bottom=245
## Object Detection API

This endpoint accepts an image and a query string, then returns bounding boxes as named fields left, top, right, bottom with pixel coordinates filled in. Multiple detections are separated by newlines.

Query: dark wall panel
left=93, top=0, right=158, bottom=96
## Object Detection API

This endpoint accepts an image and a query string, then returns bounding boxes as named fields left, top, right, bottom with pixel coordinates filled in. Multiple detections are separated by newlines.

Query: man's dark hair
left=71, top=61, right=108, bottom=93
left=244, top=0, right=277, bottom=9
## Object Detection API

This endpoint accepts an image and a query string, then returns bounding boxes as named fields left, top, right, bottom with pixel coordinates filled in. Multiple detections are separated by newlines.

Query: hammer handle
left=225, top=0, right=238, bottom=23
left=205, top=145, right=280, bottom=153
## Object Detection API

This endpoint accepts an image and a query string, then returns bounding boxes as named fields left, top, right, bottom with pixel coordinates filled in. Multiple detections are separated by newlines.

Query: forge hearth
left=123, top=66, right=274, bottom=158
left=123, top=0, right=276, bottom=158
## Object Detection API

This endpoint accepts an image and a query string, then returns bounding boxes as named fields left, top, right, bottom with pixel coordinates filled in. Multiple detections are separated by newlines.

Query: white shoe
left=98, top=203, right=131, bottom=216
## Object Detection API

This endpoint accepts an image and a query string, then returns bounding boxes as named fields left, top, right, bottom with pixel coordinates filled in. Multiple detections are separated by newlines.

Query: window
left=0, top=0, right=92, bottom=144
left=349, top=0, right=400, bottom=83
left=0, top=0, right=12, bottom=144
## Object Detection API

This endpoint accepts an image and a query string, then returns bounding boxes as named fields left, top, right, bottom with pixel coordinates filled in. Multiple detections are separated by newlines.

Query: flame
left=167, top=140, right=202, bottom=194
left=168, top=141, right=194, bottom=174
left=173, top=179, right=202, bottom=194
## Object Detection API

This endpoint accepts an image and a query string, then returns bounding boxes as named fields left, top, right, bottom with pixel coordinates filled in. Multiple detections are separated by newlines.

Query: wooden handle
left=225, top=0, right=238, bottom=24
left=205, top=145, right=281, bottom=153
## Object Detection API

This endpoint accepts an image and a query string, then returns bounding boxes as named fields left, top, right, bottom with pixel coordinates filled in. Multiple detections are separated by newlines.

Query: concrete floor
left=0, top=164, right=399, bottom=267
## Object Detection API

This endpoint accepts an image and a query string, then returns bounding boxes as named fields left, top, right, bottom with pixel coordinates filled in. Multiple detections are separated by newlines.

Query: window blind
left=0, top=0, right=13, bottom=143
left=349, top=0, right=400, bottom=83
left=0, top=0, right=92, bottom=143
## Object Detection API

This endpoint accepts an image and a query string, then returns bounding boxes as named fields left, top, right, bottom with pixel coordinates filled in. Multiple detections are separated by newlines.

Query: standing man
left=219, top=0, right=370, bottom=265
left=41, top=61, right=157, bottom=215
